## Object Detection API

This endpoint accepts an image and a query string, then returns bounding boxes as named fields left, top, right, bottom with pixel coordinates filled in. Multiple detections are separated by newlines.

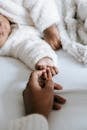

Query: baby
left=0, top=14, right=60, bottom=75
left=0, top=0, right=62, bottom=75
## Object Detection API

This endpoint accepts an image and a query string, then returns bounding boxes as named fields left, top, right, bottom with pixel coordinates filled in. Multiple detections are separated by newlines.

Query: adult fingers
left=53, top=95, right=66, bottom=110
left=54, top=95, right=66, bottom=104
left=44, top=79, right=54, bottom=91
left=46, top=68, right=52, bottom=80
left=26, top=70, right=46, bottom=90
left=54, top=83, right=63, bottom=90
left=53, top=102, right=61, bottom=110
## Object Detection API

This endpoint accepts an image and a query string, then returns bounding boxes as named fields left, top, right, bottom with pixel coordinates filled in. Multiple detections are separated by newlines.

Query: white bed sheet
left=0, top=50, right=87, bottom=130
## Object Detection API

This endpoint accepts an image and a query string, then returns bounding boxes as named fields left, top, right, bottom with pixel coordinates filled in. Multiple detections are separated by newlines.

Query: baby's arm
left=24, top=0, right=61, bottom=50
left=10, top=26, right=58, bottom=75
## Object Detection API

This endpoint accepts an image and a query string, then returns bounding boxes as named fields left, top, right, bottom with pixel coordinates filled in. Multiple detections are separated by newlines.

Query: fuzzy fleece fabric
left=0, top=0, right=60, bottom=69
left=56, top=0, right=87, bottom=64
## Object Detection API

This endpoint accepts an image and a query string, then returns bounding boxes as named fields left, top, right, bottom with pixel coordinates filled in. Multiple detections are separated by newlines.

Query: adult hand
left=23, top=69, right=66, bottom=119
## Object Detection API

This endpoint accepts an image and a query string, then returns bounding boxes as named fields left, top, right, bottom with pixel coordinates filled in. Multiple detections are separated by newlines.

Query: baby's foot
left=35, top=57, right=58, bottom=76
left=43, top=25, right=62, bottom=50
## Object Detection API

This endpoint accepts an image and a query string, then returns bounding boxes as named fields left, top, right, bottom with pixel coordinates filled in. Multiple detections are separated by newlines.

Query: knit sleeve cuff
left=9, top=114, right=48, bottom=130
left=27, top=41, right=58, bottom=70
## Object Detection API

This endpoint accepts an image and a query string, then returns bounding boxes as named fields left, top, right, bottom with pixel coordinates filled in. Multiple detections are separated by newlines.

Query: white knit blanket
left=56, top=0, right=87, bottom=64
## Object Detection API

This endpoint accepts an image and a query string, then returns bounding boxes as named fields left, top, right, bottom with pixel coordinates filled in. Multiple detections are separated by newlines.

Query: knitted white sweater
left=9, top=114, right=48, bottom=130
left=0, top=0, right=60, bottom=32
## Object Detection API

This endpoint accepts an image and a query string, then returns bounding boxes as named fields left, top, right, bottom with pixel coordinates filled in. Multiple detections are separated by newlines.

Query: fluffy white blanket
left=56, top=0, right=87, bottom=64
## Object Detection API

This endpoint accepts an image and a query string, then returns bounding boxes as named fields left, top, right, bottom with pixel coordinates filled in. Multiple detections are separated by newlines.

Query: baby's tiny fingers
left=43, top=71, right=47, bottom=80
left=50, top=67, right=56, bottom=76
left=47, top=66, right=56, bottom=76
left=36, top=65, right=46, bottom=70
left=53, top=66, right=59, bottom=74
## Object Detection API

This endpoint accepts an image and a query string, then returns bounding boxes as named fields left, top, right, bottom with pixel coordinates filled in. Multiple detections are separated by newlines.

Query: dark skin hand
left=43, top=24, right=62, bottom=50
left=23, top=69, right=66, bottom=119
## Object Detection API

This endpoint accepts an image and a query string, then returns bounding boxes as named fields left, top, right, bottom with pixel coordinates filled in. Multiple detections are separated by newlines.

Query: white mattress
left=0, top=50, right=87, bottom=130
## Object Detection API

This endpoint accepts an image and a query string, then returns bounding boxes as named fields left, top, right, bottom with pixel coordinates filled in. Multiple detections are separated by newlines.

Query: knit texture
left=0, top=0, right=58, bottom=69
left=9, top=114, right=48, bottom=130
left=56, top=0, right=87, bottom=64
left=0, top=24, right=58, bottom=70
left=0, top=0, right=60, bottom=32
left=24, top=0, right=60, bottom=32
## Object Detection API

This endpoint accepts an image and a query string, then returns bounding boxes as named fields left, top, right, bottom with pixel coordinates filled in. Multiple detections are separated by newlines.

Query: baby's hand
left=43, top=25, right=61, bottom=50
left=35, top=57, right=58, bottom=76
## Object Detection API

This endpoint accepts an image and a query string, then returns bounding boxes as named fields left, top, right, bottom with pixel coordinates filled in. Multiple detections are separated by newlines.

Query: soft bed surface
left=0, top=50, right=87, bottom=130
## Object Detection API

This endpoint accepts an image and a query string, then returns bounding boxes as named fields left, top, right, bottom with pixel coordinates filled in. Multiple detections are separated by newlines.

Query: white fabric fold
left=9, top=114, right=48, bottom=130
left=0, top=0, right=33, bottom=25
left=24, top=0, right=60, bottom=32
left=56, top=0, right=87, bottom=64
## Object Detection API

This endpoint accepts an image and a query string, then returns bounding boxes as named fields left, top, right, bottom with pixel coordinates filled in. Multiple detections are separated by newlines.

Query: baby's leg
left=9, top=25, right=58, bottom=75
